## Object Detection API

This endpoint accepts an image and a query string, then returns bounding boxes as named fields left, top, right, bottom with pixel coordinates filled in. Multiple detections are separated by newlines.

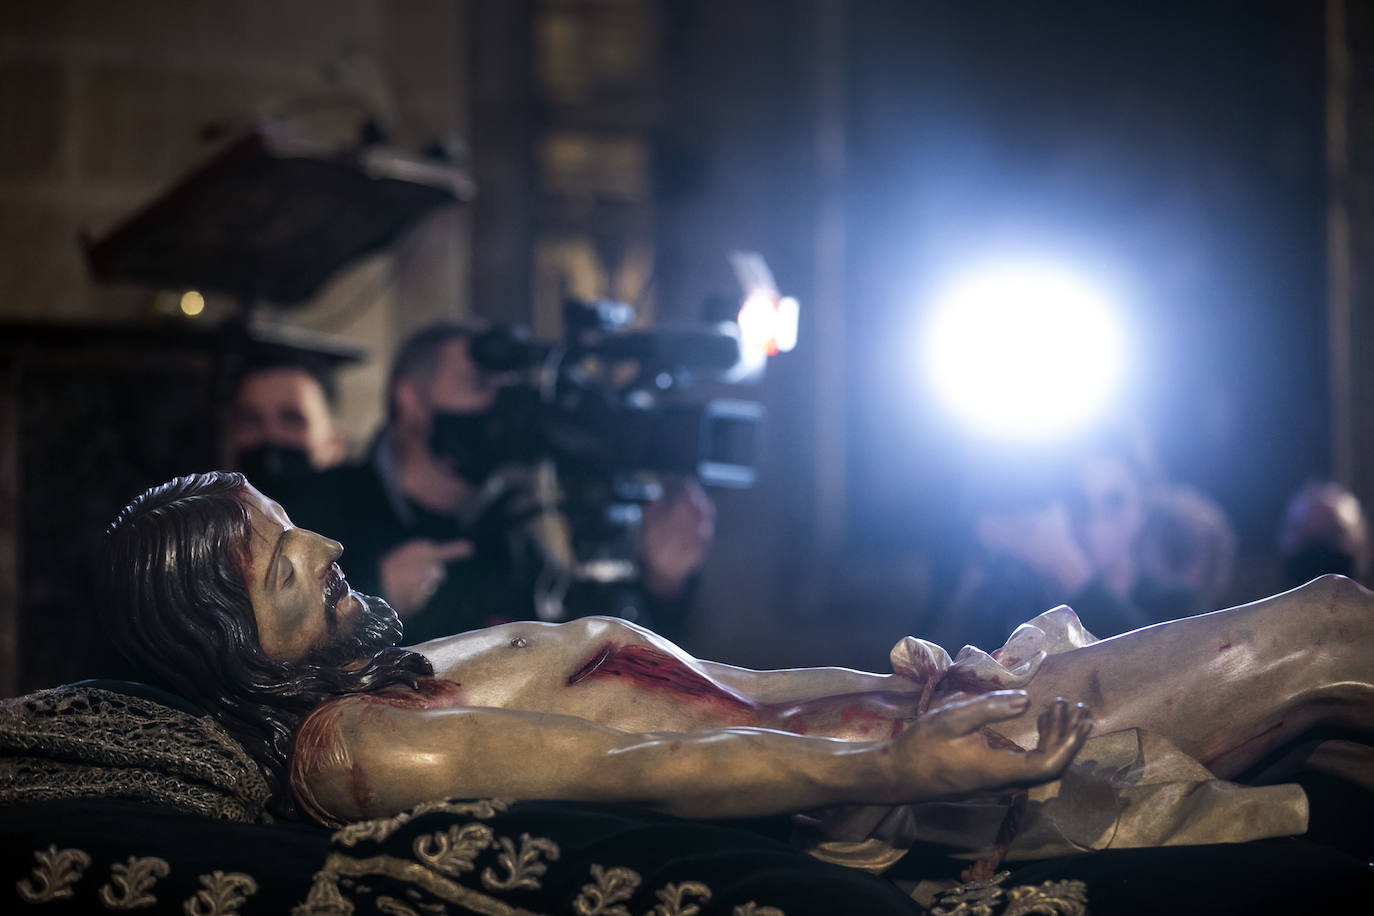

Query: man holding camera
left=288, top=321, right=714, bottom=645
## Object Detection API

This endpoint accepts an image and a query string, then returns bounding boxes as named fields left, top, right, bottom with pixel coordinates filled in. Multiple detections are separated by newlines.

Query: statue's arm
left=293, top=691, right=1090, bottom=823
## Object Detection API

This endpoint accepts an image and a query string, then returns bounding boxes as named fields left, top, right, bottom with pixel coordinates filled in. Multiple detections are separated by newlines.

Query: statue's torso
left=406, top=616, right=763, bottom=734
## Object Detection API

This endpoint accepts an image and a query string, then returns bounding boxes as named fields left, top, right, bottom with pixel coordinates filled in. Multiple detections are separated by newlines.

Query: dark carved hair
left=102, top=471, right=433, bottom=817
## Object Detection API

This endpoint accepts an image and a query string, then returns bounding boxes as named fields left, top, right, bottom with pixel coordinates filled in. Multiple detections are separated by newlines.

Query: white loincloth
left=798, top=606, right=1309, bottom=872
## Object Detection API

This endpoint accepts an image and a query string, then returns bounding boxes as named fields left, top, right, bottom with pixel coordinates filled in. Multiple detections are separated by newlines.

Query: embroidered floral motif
left=292, top=862, right=353, bottom=916
left=931, top=871, right=1007, bottom=916
left=649, top=881, right=712, bottom=916
left=931, top=872, right=1089, bottom=916
left=412, top=823, right=494, bottom=877
left=16, top=844, right=91, bottom=903
left=481, top=833, right=561, bottom=891
left=732, top=904, right=785, bottom=916
left=296, top=852, right=546, bottom=916
left=99, top=855, right=171, bottom=909
left=332, top=798, right=511, bottom=848
left=374, top=897, right=420, bottom=916
left=573, top=864, right=641, bottom=915
left=183, top=870, right=259, bottom=916
left=1002, top=879, right=1089, bottom=916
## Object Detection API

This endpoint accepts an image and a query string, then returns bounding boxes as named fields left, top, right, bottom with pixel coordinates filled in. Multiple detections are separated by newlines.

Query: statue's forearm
left=301, top=700, right=901, bottom=822
left=295, top=692, right=1087, bottom=825
left=601, top=727, right=898, bottom=818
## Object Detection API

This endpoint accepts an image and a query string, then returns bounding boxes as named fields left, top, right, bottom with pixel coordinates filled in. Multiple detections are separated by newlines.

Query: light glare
left=179, top=290, right=205, bottom=317
left=923, top=263, right=1125, bottom=441
left=737, top=290, right=800, bottom=357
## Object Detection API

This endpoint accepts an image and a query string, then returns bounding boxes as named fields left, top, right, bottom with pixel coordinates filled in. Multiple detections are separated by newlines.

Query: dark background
left=840, top=0, right=1327, bottom=553
left=0, top=0, right=1366, bottom=689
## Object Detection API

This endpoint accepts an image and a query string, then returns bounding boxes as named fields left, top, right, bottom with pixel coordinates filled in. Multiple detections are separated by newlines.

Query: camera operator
left=287, top=321, right=714, bottom=644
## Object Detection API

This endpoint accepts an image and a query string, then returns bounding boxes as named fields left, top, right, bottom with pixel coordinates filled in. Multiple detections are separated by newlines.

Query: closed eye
left=278, top=558, right=295, bottom=589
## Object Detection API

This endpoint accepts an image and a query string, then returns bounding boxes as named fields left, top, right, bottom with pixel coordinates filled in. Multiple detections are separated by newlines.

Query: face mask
left=429, top=409, right=502, bottom=483
left=236, top=445, right=314, bottom=491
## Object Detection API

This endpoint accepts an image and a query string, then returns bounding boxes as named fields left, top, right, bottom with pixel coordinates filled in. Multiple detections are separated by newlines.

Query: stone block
left=0, top=200, right=85, bottom=319
left=196, top=0, right=370, bottom=66
left=81, top=62, right=286, bottom=184
left=382, top=0, right=464, bottom=116
left=0, top=1, right=77, bottom=43
left=0, top=61, right=64, bottom=183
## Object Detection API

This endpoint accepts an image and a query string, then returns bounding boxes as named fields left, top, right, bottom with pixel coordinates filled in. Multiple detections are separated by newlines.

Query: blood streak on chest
left=364, top=677, right=468, bottom=710
left=567, top=642, right=756, bottom=712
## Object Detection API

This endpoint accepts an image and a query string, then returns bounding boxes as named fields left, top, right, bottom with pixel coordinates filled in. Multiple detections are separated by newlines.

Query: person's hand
left=640, top=477, right=715, bottom=599
left=378, top=538, right=473, bottom=617
left=975, top=503, right=1094, bottom=593
left=887, top=692, right=1091, bottom=802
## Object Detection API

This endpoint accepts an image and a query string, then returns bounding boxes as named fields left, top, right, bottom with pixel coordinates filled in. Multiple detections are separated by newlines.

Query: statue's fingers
left=1028, top=703, right=1093, bottom=779
left=926, top=691, right=1030, bottom=737
left=977, top=708, right=1091, bottom=789
left=1036, top=697, right=1070, bottom=747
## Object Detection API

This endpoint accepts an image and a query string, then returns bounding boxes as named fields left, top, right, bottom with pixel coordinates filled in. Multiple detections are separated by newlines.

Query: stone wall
left=0, top=0, right=472, bottom=448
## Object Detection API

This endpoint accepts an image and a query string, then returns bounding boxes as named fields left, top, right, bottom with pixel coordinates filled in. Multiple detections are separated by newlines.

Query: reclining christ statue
left=102, top=472, right=1373, bottom=860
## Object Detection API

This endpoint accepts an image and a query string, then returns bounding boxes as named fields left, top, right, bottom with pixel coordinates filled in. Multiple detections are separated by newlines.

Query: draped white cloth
left=799, top=606, right=1309, bottom=871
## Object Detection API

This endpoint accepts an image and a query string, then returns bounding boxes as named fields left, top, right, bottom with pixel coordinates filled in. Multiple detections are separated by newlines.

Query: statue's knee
left=1299, top=573, right=1374, bottom=611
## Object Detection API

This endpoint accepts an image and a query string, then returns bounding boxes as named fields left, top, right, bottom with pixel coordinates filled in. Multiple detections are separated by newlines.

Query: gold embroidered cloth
left=0, top=686, right=270, bottom=822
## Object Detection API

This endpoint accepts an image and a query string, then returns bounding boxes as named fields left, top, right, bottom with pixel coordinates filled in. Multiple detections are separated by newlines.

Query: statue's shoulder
left=360, top=678, right=468, bottom=711
left=306, top=678, right=468, bottom=722
left=292, top=680, right=470, bottom=772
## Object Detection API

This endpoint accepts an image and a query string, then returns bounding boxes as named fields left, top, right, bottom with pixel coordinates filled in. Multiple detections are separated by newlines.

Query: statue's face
left=239, top=485, right=363, bottom=661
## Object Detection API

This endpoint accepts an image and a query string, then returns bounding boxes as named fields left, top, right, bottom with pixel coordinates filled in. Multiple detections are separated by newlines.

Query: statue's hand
left=888, top=692, right=1091, bottom=802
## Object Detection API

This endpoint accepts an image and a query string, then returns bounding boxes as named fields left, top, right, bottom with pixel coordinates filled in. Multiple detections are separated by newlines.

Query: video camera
left=437, top=298, right=763, bottom=491
left=431, top=298, right=766, bottom=621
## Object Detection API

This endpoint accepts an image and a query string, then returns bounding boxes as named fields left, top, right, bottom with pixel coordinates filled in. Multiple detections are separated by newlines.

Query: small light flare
left=738, top=290, right=800, bottom=358
left=179, top=290, right=206, bottom=317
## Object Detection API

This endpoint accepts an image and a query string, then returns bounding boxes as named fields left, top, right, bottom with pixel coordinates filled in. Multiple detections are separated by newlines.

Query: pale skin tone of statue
left=238, top=487, right=1374, bottom=825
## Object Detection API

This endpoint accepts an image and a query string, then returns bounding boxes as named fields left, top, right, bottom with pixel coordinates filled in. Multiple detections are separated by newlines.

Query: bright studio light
left=738, top=291, right=800, bottom=358
left=922, top=262, right=1126, bottom=441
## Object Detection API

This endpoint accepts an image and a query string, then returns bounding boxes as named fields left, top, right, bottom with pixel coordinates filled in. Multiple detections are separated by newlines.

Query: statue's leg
left=982, top=574, right=1374, bottom=778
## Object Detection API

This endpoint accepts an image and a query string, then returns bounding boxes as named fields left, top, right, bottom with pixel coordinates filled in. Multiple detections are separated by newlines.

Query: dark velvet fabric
left=1008, top=839, right=1374, bottom=914
left=0, top=799, right=919, bottom=915
left=4, top=798, right=1373, bottom=914
left=0, top=799, right=327, bottom=913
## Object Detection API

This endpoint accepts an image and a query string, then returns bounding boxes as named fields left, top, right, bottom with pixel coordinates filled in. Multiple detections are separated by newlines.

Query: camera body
left=452, top=299, right=761, bottom=489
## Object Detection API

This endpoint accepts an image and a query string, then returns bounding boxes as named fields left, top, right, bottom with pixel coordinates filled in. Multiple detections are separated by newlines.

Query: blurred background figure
left=1278, top=480, right=1370, bottom=588
left=228, top=356, right=346, bottom=494
left=288, top=321, right=714, bottom=645
left=1136, top=485, right=1236, bottom=620
left=933, top=426, right=1235, bottom=649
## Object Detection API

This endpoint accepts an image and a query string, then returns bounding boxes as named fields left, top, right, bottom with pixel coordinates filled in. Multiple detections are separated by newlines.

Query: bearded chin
left=302, top=592, right=404, bottom=668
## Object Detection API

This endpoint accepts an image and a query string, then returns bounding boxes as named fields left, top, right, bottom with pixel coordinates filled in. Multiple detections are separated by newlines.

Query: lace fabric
left=0, top=686, right=270, bottom=822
